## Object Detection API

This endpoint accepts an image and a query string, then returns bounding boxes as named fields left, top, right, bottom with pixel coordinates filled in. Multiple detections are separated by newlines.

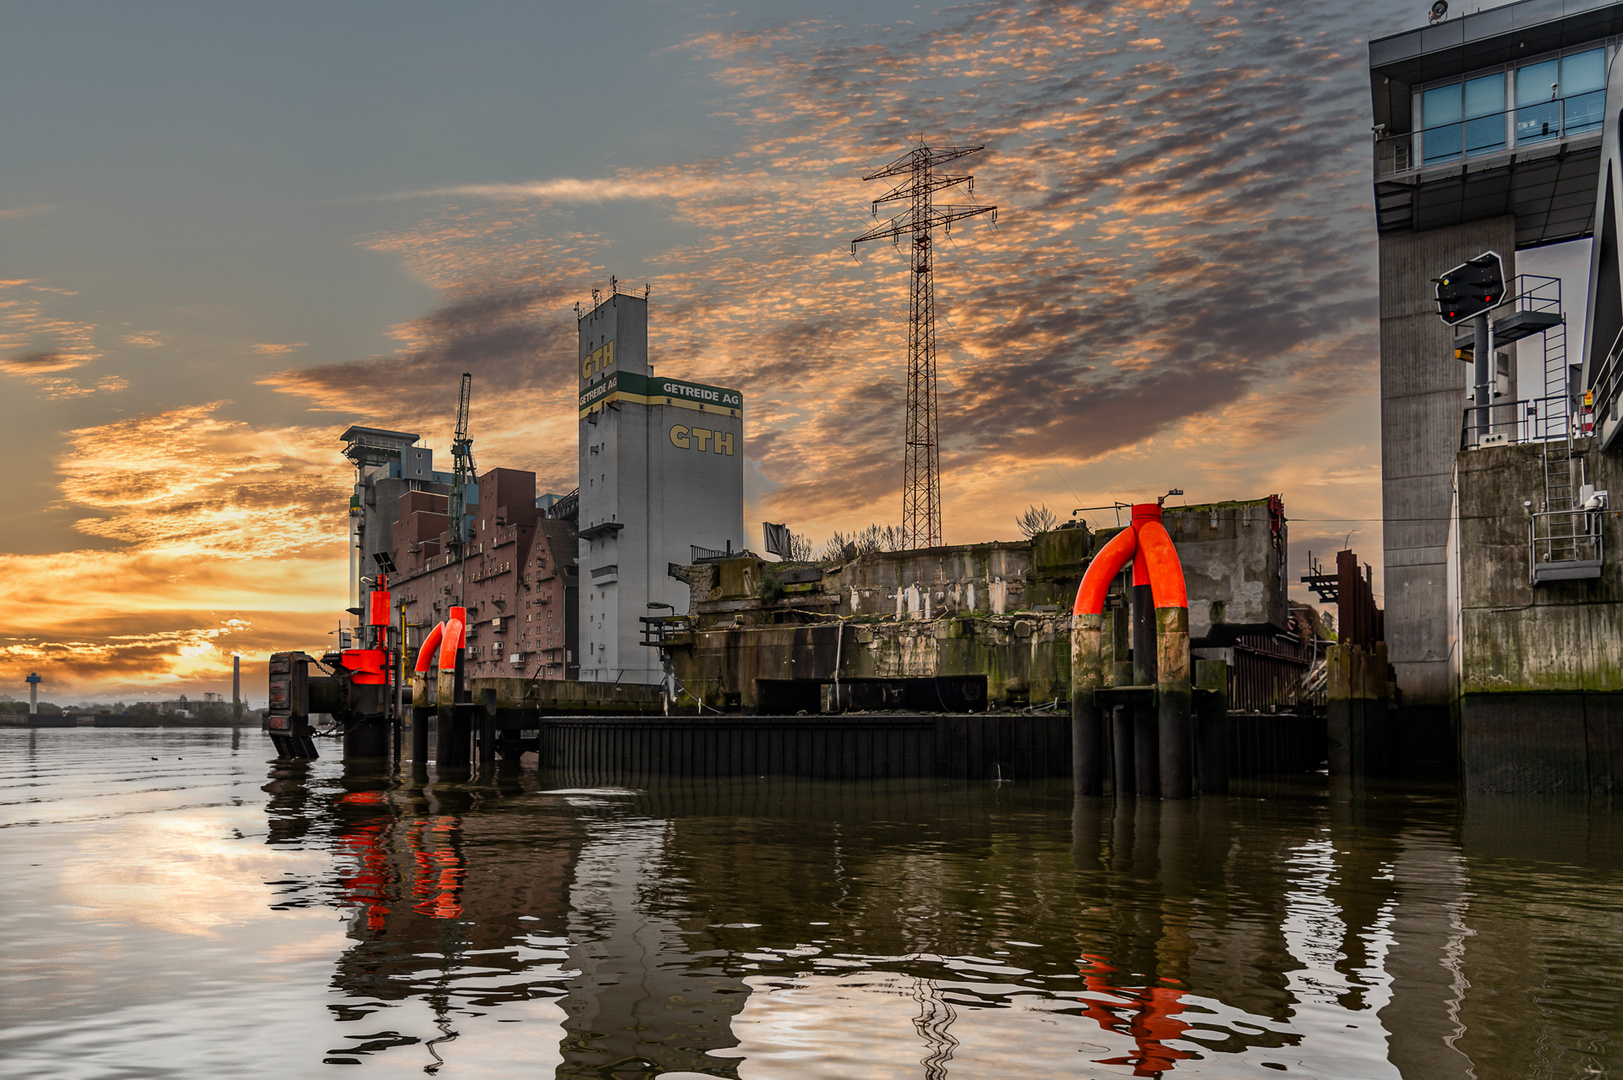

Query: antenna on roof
left=1428, top=0, right=1447, bottom=23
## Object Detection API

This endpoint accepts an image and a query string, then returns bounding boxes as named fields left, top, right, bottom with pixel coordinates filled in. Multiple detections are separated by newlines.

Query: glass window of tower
left=1422, top=74, right=1504, bottom=164
left=1516, top=48, right=1606, bottom=145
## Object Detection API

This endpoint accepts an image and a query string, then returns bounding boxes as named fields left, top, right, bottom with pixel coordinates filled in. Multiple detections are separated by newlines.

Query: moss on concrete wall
left=668, top=614, right=1072, bottom=710
left=1454, top=438, right=1623, bottom=694
left=666, top=497, right=1288, bottom=712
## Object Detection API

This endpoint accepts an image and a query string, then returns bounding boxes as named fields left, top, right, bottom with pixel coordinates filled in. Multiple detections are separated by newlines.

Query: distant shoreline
left=0, top=716, right=261, bottom=729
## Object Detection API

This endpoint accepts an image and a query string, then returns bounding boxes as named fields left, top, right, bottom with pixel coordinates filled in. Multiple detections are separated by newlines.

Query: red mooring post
left=1072, top=504, right=1193, bottom=798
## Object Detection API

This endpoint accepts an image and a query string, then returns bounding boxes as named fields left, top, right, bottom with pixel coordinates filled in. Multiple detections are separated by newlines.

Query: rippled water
left=2, top=727, right=1621, bottom=1079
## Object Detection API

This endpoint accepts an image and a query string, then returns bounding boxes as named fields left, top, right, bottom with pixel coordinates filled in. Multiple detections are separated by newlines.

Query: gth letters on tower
left=669, top=426, right=736, bottom=455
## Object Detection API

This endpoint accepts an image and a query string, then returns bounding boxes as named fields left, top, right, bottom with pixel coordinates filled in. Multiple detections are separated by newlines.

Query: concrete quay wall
left=1453, top=438, right=1623, bottom=793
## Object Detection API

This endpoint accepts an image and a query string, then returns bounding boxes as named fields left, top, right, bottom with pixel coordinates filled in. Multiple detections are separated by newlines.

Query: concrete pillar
left=342, top=718, right=390, bottom=759
left=1379, top=217, right=1514, bottom=744
left=1112, top=659, right=1134, bottom=796
left=1194, top=659, right=1229, bottom=795
left=1326, top=643, right=1392, bottom=777
left=436, top=665, right=469, bottom=768
left=411, top=702, right=432, bottom=766
left=1156, top=607, right=1193, bottom=799
left=1132, top=583, right=1159, bottom=797
left=1111, top=704, right=1135, bottom=797
left=1071, top=612, right=1106, bottom=796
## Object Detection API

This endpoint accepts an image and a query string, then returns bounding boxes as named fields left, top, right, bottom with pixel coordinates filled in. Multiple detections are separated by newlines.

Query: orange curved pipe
left=1129, top=503, right=1160, bottom=586
left=1135, top=520, right=1188, bottom=610
left=1073, top=506, right=1188, bottom=616
left=414, top=621, right=445, bottom=673
left=1074, top=526, right=1137, bottom=616
left=439, top=606, right=466, bottom=671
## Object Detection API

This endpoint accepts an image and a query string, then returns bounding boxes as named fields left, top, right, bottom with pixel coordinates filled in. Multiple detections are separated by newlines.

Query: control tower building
left=1368, top=1, right=1622, bottom=759
left=576, top=291, right=745, bottom=685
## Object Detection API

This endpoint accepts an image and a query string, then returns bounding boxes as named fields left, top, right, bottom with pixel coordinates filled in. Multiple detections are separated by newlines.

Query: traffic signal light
left=1434, top=251, right=1505, bottom=326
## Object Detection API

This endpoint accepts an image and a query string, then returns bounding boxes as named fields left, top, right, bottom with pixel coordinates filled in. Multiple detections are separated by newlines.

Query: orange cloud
left=0, top=278, right=116, bottom=397
left=0, top=350, right=81, bottom=374
left=1, top=403, right=352, bottom=701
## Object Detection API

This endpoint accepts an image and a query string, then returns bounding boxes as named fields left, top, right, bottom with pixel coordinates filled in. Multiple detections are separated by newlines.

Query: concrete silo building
left=576, top=290, right=745, bottom=686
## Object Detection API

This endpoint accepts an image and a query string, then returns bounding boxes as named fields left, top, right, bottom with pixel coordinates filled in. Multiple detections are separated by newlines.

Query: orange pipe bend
left=1129, top=503, right=1160, bottom=587
left=439, top=606, right=466, bottom=671
left=1135, top=520, right=1189, bottom=610
left=1074, top=526, right=1137, bottom=616
left=414, top=621, right=445, bottom=673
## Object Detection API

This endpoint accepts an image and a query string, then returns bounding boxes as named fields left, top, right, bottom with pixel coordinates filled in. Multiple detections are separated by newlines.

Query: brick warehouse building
left=388, top=467, right=578, bottom=680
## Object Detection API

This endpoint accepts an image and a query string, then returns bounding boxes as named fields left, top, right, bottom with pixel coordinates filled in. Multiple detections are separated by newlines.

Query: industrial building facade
left=576, top=292, right=745, bottom=685
left=387, top=468, right=579, bottom=681
left=341, top=425, right=455, bottom=630
left=340, top=293, right=744, bottom=691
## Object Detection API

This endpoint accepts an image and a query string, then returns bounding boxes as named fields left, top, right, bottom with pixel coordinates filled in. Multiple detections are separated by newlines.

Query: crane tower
left=449, top=372, right=476, bottom=569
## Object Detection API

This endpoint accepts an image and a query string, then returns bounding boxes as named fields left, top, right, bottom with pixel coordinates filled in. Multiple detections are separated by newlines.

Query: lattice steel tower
left=852, top=143, right=995, bottom=549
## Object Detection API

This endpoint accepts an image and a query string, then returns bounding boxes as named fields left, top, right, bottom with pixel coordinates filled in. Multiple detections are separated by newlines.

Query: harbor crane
left=448, top=372, right=477, bottom=563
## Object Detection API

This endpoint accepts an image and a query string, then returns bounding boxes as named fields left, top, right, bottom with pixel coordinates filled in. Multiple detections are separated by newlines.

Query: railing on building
left=1590, top=326, right=1623, bottom=443
left=543, top=487, right=579, bottom=521
left=1531, top=507, right=1605, bottom=584
left=1458, top=386, right=1606, bottom=585
left=1492, top=272, right=1564, bottom=327
left=1456, top=274, right=1574, bottom=449
left=1375, top=91, right=1605, bottom=180
left=1459, top=394, right=1575, bottom=450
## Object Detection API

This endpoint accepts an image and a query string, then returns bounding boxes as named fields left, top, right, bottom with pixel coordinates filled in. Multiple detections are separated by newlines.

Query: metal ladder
left=1541, top=435, right=1585, bottom=561
left=1541, top=314, right=1569, bottom=413
left=1537, top=315, right=1579, bottom=560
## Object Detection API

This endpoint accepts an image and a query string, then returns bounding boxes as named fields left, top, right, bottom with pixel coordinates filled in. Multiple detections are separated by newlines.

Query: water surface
left=2, top=727, right=1619, bottom=1078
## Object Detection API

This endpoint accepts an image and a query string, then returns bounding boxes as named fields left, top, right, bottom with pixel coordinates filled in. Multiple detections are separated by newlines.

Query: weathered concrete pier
left=267, top=492, right=1337, bottom=791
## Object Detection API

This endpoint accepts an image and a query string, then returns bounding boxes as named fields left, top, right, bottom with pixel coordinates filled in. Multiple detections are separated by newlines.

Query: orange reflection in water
left=408, top=816, right=465, bottom=920
left=334, top=822, right=391, bottom=932
left=333, top=798, right=467, bottom=931
left=1076, top=953, right=1193, bottom=1076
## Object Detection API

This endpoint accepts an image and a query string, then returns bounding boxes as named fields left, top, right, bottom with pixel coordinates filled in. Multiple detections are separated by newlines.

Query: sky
left=0, top=0, right=1593, bottom=703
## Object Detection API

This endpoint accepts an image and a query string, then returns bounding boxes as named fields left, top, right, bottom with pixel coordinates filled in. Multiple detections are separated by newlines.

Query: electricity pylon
left=852, top=142, right=995, bottom=549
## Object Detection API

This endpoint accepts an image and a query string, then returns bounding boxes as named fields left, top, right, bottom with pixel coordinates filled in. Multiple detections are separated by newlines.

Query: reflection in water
left=2, top=730, right=1620, bottom=1078
left=910, top=976, right=959, bottom=1080
left=1077, top=955, right=1193, bottom=1076
left=245, top=760, right=1623, bottom=1079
